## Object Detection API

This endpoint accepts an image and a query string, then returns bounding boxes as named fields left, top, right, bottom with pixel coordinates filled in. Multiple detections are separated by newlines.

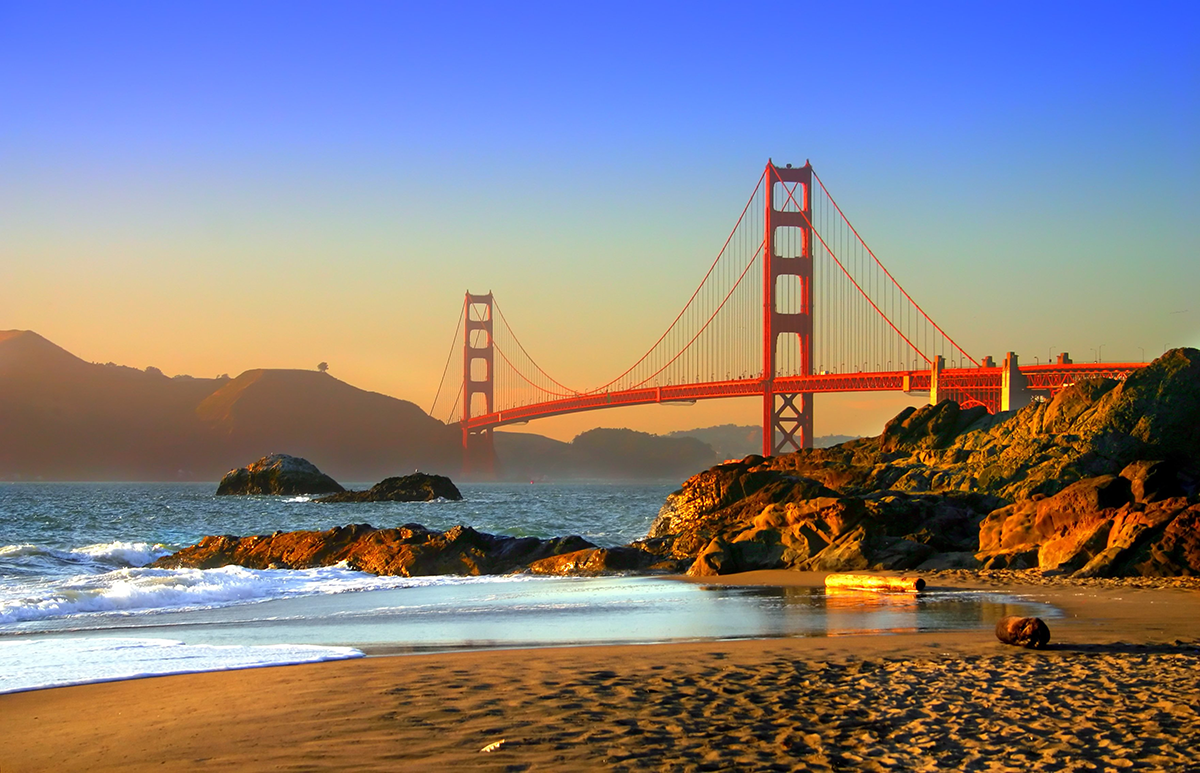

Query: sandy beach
left=3, top=571, right=1199, bottom=772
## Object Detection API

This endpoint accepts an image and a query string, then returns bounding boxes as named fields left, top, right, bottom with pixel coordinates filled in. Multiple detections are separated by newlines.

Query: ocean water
left=0, top=481, right=1055, bottom=694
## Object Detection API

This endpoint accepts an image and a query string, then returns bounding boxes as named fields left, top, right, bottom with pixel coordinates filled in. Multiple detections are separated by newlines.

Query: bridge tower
left=763, top=161, right=814, bottom=455
left=462, top=291, right=496, bottom=476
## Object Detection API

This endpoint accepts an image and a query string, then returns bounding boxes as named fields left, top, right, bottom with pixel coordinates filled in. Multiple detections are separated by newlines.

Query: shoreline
left=2, top=571, right=1199, bottom=771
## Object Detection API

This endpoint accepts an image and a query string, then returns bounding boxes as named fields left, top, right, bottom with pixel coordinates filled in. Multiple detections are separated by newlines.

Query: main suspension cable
left=429, top=303, right=465, bottom=419
left=811, top=169, right=978, bottom=367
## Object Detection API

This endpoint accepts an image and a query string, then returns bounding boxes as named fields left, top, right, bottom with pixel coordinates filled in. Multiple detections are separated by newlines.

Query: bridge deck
left=464, top=363, right=1146, bottom=431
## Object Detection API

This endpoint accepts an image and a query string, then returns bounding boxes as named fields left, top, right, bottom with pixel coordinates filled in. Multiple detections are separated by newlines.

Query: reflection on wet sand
left=822, top=586, right=921, bottom=635
left=715, top=584, right=1055, bottom=639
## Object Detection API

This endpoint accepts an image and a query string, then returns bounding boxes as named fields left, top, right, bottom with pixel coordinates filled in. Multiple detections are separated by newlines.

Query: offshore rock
left=152, top=522, right=593, bottom=576
left=315, top=472, right=462, bottom=502
left=216, top=453, right=344, bottom=496
left=650, top=349, right=1200, bottom=577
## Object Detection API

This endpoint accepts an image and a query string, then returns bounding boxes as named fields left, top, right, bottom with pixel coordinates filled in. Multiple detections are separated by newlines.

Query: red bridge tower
left=763, top=161, right=814, bottom=455
left=462, top=291, right=496, bottom=475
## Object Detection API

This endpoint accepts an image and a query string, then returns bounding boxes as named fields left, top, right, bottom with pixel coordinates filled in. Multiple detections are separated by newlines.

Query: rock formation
left=216, top=454, right=344, bottom=496
left=526, top=546, right=679, bottom=576
left=648, top=458, right=992, bottom=577
left=315, top=472, right=462, bottom=502
left=761, top=348, right=1200, bottom=501
left=976, top=463, right=1200, bottom=576
left=153, top=522, right=594, bottom=576
left=647, top=349, right=1200, bottom=578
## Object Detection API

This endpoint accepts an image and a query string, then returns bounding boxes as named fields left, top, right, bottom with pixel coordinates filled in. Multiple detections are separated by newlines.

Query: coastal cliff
left=651, top=348, right=1200, bottom=577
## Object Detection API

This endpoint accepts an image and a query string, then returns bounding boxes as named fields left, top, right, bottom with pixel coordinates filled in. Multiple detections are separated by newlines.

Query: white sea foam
left=75, top=541, right=173, bottom=567
left=0, top=637, right=363, bottom=694
left=0, top=544, right=50, bottom=558
left=0, top=541, right=171, bottom=568
left=0, top=563, right=547, bottom=624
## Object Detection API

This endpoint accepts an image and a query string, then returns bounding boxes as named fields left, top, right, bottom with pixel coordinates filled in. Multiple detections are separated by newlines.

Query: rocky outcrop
left=654, top=465, right=992, bottom=577
left=153, top=522, right=593, bottom=576
left=760, top=348, right=1200, bottom=501
left=649, top=459, right=841, bottom=558
left=216, top=454, right=344, bottom=496
left=526, top=546, right=680, bottom=576
left=646, top=349, right=1200, bottom=577
left=315, top=472, right=462, bottom=502
left=977, top=463, right=1200, bottom=576
left=645, top=455, right=997, bottom=577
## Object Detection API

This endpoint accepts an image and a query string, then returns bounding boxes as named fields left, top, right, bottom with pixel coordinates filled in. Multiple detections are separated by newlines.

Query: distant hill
left=0, top=331, right=228, bottom=479
left=667, top=424, right=861, bottom=460
left=495, top=428, right=719, bottom=481
left=0, top=330, right=459, bottom=481
left=493, top=432, right=573, bottom=479
left=1, top=331, right=850, bottom=483
left=194, top=368, right=460, bottom=481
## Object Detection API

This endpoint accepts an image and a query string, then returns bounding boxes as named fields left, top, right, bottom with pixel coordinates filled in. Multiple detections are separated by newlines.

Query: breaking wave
left=0, top=562, right=543, bottom=624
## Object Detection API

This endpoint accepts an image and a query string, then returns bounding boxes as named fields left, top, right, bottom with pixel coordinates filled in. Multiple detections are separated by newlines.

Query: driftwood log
left=824, top=573, right=926, bottom=592
left=995, top=615, right=1051, bottom=648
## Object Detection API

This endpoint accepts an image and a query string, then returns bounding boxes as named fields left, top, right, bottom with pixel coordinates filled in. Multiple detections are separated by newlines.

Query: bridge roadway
left=464, top=362, right=1146, bottom=433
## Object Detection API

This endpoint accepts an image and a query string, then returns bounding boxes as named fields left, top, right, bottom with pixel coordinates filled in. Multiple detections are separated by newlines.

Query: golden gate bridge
left=430, top=161, right=1144, bottom=471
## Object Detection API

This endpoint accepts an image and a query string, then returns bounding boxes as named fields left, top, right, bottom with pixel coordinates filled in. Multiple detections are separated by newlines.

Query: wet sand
left=3, top=571, right=1199, bottom=772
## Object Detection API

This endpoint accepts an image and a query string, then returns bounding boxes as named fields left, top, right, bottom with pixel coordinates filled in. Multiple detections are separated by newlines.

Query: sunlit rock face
left=216, top=453, right=344, bottom=496
left=527, top=546, right=679, bottom=576
left=153, top=523, right=594, bottom=577
left=649, top=349, right=1200, bottom=578
left=978, top=464, right=1200, bottom=577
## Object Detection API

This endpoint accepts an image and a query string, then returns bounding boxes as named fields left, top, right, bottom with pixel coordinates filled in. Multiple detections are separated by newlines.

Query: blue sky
left=2, top=1, right=1197, bottom=438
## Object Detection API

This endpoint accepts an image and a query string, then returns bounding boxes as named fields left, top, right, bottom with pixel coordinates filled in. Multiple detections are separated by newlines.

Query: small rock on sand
left=995, top=615, right=1051, bottom=648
